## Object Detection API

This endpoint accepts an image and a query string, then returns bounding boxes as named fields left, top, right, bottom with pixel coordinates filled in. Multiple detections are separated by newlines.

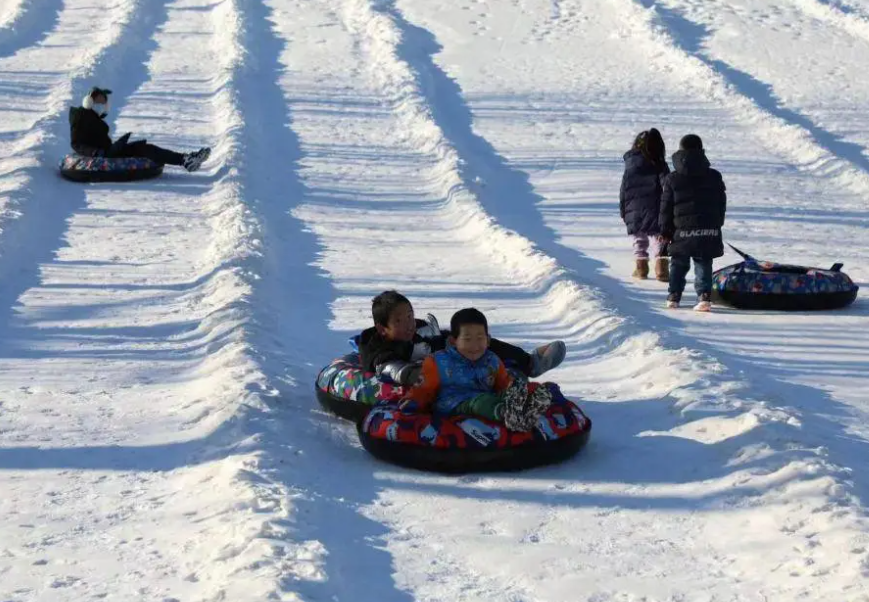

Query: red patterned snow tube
left=358, top=382, right=591, bottom=473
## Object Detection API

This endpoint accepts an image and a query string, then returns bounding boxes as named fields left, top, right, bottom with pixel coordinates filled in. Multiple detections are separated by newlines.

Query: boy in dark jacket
left=620, top=128, right=671, bottom=281
left=69, top=86, right=211, bottom=172
left=358, top=291, right=566, bottom=387
left=659, top=134, right=727, bottom=312
left=400, top=308, right=554, bottom=432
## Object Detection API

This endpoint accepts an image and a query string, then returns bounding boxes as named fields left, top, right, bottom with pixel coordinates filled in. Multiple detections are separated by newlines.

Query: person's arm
left=493, top=360, right=513, bottom=394
left=619, top=175, right=627, bottom=221
left=402, top=356, right=440, bottom=412
left=659, top=176, right=675, bottom=239
left=360, top=337, right=413, bottom=373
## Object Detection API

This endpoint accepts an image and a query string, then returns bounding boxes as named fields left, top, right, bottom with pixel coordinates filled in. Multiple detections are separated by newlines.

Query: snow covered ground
left=1, top=0, right=868, bottom=600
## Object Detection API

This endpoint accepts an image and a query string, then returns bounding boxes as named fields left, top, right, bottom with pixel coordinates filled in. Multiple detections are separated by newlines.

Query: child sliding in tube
left=69, top=86, right=211, bottom=172
left=358, top=290, right=566, bottom=387
left=399, top=308, right=553, bottom=432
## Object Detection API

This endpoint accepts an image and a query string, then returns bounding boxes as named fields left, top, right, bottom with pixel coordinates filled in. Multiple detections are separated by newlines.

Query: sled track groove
left=340, top=0, right=869, bottom=570
left=791, top=0, right=869, bottom=44
left=0, top=0, right=64, bottom=59
left=193, top=0, right=353, bottom=597
left=631, top=0, right=869, bottom=201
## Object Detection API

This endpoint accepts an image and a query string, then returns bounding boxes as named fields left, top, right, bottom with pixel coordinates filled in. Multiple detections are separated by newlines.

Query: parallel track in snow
left=0, top=0, right=171, bottom=335
left=0, top=0, right=63, bottom=59
left=628, top=0, right=869, bottom=199
left=325, top=0, right=869, bottom=597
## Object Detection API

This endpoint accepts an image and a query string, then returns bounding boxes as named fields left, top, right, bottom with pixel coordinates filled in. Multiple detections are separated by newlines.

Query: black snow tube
left=59, top=154, right=163, bottom=182
left=357, top=383, right=592, bottom=474
left=712, top=245, right=859, bottom=311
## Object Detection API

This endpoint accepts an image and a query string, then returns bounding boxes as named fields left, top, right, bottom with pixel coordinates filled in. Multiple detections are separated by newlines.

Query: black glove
left=109, top=132, right=132, bottom=155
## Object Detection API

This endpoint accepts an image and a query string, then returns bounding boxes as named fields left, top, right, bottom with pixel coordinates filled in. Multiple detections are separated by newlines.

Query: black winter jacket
left=659, top=149, right=727, bottom=258
left=619, top=149, right=670, bottom=235
left=69, top=106, right=113, bottom=156
left=358, top=319, right=447, bottom=386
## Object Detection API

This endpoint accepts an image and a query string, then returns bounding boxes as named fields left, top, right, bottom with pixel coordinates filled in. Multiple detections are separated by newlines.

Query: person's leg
left=693, top=257, right=714, bottom=297
left=501, top=380, right=553, bottom=432
left=490, top=338, right=566, bottom=378
left=489, top=338, right=533, bottom=375
left=649, top=235, right=662, bottom=258
left=668, top=255, right=690, bottom=302
left=130, top=142, right=185, bottom=166
left=632, top=234, right=650, bottom=278
left=632, top=233, right=649, bottom=259
left=454, top=393, right=504, bottom=422
left=651, top=235, right=669, bottom=281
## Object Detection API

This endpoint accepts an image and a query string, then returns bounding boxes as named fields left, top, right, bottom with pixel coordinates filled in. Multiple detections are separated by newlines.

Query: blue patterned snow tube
left=59, top=154, right=163, bottom=182
left=712, top=246, right=858, bottom=311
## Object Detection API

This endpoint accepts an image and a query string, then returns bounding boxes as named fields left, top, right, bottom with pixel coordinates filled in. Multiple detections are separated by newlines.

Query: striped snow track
left=628, top=0, right=869, bottom=201
left=326, top=0, right=869, bottom=598
left=0, top=0, right=172, bottom=328
left=0, top=0, right=317, bottom=598
left=0, top=0, right=63, bottom=59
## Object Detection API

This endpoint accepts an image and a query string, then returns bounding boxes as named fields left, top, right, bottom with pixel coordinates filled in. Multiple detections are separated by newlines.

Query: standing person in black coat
left=69, top=86, right=211, bottom=172
left=619, top=128, right=671, bottom=281
left=659, top=134, right=727, bottom=312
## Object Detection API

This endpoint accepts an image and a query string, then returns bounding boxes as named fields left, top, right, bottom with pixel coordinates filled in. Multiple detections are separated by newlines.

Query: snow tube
left=59, top=154, right=163, bottom=182
left=712, top=245, right=859, bottom=311
left=358, top=383, right=591, bottom=473
left=315, top=352, right=408, bottom=422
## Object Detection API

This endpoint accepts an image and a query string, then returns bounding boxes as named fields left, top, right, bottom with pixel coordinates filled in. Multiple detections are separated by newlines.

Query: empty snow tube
left=315, top=353, right=409, bottom=422
left=357, top=383, right=592, bottom=473
left=712, top=245, right=859, bottom=311
left=59, top=154, right=163, bottom=182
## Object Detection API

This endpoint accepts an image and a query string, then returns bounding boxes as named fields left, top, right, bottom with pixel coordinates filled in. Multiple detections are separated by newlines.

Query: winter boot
left=654, top=257, right=670, bottom=282
left=694, top=292, right=712, bottom=312
left=183, top=147, right=211, bottom=172
left=529, top=340, right=567, bottom=377
left=632, top=258, right=649, bottom=279
left=665, top=292, right=681, bottom=309
left=503, top=380, right=553, bottom=432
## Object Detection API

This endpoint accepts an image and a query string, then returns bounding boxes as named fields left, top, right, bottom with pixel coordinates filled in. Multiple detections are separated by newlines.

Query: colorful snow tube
left=315, top=353, right=408, bottom=422
left=59, top=154, right=163, bottom=183
left=358, top=383, right=592, bottom=473
left=712, top=245, right=859, bottom=311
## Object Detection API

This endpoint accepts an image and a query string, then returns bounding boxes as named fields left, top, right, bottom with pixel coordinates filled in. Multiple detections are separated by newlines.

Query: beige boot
left=632, top=258, right=649, bottom=279
left=655, top=257, right=670, bottom=282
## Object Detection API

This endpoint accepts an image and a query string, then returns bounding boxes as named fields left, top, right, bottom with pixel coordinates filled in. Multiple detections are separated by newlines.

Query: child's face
left=376, top=302, right=415, bottom=342
left=451, top=323, right=489, bottom=361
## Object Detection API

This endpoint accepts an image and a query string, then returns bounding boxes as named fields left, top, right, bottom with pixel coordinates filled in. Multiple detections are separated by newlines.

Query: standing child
left=620, top=128, right=671, bottom=281
left=659, top=134, right=727, bottom=312
left=400, top=308, right=553, bottom=432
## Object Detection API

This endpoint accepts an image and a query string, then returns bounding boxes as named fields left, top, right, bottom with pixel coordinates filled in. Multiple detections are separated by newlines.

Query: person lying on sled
left=69, top=86, right=211, bottom=172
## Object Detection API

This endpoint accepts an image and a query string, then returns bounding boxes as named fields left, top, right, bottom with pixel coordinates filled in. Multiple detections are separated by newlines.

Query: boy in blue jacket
left=401, top=308, right=553, bottom=432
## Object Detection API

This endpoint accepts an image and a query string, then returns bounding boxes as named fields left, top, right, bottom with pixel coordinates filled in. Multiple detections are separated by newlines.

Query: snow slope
left=1, top=0, right=868, bottom=600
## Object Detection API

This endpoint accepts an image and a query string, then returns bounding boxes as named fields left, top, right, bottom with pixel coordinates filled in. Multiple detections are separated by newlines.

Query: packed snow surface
left=1, top=0, right=868, bottom=600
